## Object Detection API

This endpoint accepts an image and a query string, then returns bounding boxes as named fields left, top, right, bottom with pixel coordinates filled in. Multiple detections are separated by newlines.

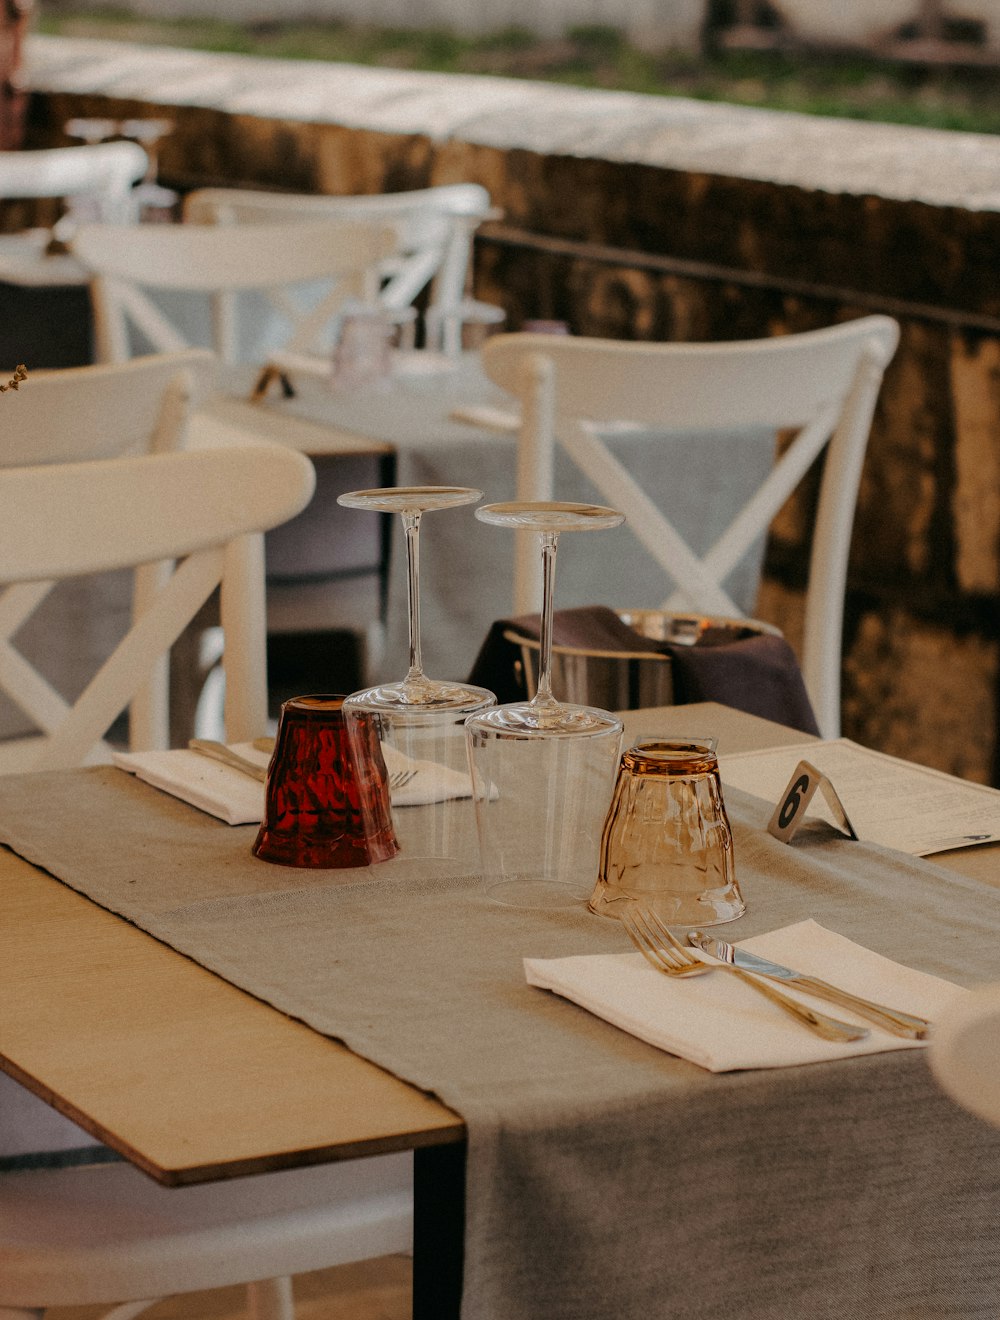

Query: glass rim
left=627, top=735, right=718, bottom=757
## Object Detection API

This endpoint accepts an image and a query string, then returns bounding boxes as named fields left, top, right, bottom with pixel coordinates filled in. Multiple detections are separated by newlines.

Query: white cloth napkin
left=380, top=742, right=479, bottom=807
left=524, top=919, right=967, bottom=1073
left=113, top=741, right=476, bottom=824
left=113, top=743, right=268, bottom=826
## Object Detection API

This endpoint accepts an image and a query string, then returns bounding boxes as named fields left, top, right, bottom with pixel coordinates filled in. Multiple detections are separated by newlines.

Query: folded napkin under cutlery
left=114, top=740, right=478, bottom=824
left=113, top=743, right=269, bottom=825
left=467, top=604, right=821, bottom=735
left=524, top=919, right=966, bottom=1072
left=379, top=743, right=480, bottom=808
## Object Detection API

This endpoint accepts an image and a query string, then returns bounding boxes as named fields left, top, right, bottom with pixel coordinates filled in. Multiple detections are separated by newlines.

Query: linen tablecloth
left=2, top=756, right=1000, bottom=1318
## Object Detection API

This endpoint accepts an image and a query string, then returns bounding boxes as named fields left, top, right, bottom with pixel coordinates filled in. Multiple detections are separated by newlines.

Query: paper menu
left=719, top=738, right=1000, bottom=856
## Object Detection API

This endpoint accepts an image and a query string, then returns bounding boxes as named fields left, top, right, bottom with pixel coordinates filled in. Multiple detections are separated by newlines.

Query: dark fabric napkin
left=467, top=604, right=821, bottom=735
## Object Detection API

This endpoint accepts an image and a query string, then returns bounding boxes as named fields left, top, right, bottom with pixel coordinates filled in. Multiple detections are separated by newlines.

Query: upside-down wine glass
left=338, top=486, right=495, bottom=872
left=337, top=486, right=495, bottom=714
left=465, top=501, right=626, bottom=907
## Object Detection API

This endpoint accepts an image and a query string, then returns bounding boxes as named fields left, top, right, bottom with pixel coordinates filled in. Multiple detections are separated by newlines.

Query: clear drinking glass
left=589, top=737, right=745, bottom=927
left=466, top=501, right=625, bottom=907
left=339, top=486, right=495, bottom=872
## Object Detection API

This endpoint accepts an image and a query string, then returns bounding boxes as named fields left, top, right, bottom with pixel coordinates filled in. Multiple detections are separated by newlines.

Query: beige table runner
left=3, top=766, right=1000, bottom=1319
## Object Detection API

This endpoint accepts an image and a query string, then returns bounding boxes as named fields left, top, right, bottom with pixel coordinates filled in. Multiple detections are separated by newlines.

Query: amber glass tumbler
left=589, top=737, right=744, bottom=926
left=252, top=695, right=398, bottom=868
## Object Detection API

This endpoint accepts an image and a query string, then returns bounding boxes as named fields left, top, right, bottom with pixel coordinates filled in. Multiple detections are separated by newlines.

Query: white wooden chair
left=69, top=220, right=400, bottom=685
left=0, top=445, right=416, bottom=1320
left=0, top=351, right=217, bottom=756
left=0, top=1154, right=413, bottom=1320
left=481, top=316, right=900, bottom=740
left=182, top=182, right=502, bottom=354
left=930, top=984, right=1000, bottom=1129
left=0, top=444, right=314, bottom=774
left=0, top=349, right=215, bottom=467
left=0, top=141, right=148, bottom=227
left=69, top=218, right=396, bottom=365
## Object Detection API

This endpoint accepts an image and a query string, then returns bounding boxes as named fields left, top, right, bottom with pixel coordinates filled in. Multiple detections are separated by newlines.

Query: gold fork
left=619, top=904, right=870, bottom=1044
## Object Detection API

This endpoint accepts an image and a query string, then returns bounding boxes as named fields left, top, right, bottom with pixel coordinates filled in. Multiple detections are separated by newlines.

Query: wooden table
left=2, top=702, right=997, bottom=1317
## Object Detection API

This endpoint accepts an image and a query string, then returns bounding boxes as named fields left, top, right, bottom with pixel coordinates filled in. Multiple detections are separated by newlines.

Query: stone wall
left=21, top=36, right=1000, bottom=782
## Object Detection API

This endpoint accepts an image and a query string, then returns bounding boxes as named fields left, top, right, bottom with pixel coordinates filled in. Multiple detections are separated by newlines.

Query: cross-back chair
left=69, top=221, right=400, bottom=691
left=182, top=181, right=502, bottom=354
left=0, top=446, right=422, bottom=1320
left=481, top=316, right=900, bottom=739
left=0, top=445, right=418, bottom=1320
left=0, top=444, right=314, bottom=775
left=69, top=218, right=396, bottom=365
left=0, top=351, right=217, bottom=756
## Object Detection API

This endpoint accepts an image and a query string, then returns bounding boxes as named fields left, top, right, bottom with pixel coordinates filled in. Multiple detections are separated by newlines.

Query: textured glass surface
left=590, top=738, right=745, bottom=926
left=253, top=694, right=398, bottom=868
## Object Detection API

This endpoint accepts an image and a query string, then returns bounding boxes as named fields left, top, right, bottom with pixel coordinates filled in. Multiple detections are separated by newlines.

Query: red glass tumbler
left=252, top=695, right=398, bottom=868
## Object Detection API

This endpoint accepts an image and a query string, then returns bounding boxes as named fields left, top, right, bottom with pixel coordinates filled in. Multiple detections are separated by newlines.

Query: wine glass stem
left=402, top=510, right=424, bottom=683
left=534, top=531, right=559, bottom=706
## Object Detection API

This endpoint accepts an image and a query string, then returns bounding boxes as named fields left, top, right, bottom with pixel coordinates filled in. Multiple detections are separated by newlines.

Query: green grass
left=35, top=9, right=1000, bottom=135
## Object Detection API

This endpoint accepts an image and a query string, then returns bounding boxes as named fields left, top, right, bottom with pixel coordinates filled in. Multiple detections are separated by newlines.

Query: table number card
left=767, top=759, right=859, bottom=844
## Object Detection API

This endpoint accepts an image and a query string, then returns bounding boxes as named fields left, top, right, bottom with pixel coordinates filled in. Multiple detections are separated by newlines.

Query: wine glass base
left=470, top=701, right=622, bottom=737
left=348, top=680, right=495, bottom=715
left=485, top=876, right=591, bottom=909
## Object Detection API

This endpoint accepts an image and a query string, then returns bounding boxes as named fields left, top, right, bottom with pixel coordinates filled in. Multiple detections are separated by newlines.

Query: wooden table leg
left=412, top=1141, right=466, bottom=1320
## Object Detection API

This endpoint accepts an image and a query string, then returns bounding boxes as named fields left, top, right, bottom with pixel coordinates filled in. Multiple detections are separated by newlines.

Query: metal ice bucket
left=505, top=609, right=782, bottom=712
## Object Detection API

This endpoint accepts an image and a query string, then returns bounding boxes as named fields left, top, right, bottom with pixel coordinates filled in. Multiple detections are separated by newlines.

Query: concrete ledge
left=24, top=34, right=1000, bottom=211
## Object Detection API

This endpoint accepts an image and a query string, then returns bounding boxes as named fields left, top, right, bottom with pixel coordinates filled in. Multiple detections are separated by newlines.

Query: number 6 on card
left=767, top=760, right=859, bottom=844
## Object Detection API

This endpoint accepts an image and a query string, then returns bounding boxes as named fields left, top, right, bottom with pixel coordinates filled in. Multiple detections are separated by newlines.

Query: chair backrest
left=182, top=183, right=500, bottom=353
left=0, top=349, right=216, bottom=465
left=481, top=316, right=900, bottom=739
left=0, top=142, right=148, bottom=222
left=0, top=445, right=315, bottom=774
left=0, top=350, right=219, bottom=753
left=69, top=219, right=397, bottom=364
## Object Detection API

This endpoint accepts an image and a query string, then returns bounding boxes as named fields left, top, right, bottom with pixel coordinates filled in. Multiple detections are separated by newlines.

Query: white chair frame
left=0, top=349, right=215, bottom=467
left=0, top=445, right=417, bottom=1320
left=0, top=351, right=217, bottom=756
left=0, top=142, right=148, bottom=223
left=482, top=316, right=900, bottom=739
left=70, top=219, right=396, bottom=365
left=0, top=444, right=314, bottom=774
left=0, top=1151, right=413, bottom=1320
left=183, top=182, right=502, bottom=353
left=69, top=221, right=401, bottom=699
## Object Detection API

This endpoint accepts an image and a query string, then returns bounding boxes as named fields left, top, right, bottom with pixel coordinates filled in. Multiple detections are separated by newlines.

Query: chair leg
left=246, top=1276, right=294, bottom=1320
